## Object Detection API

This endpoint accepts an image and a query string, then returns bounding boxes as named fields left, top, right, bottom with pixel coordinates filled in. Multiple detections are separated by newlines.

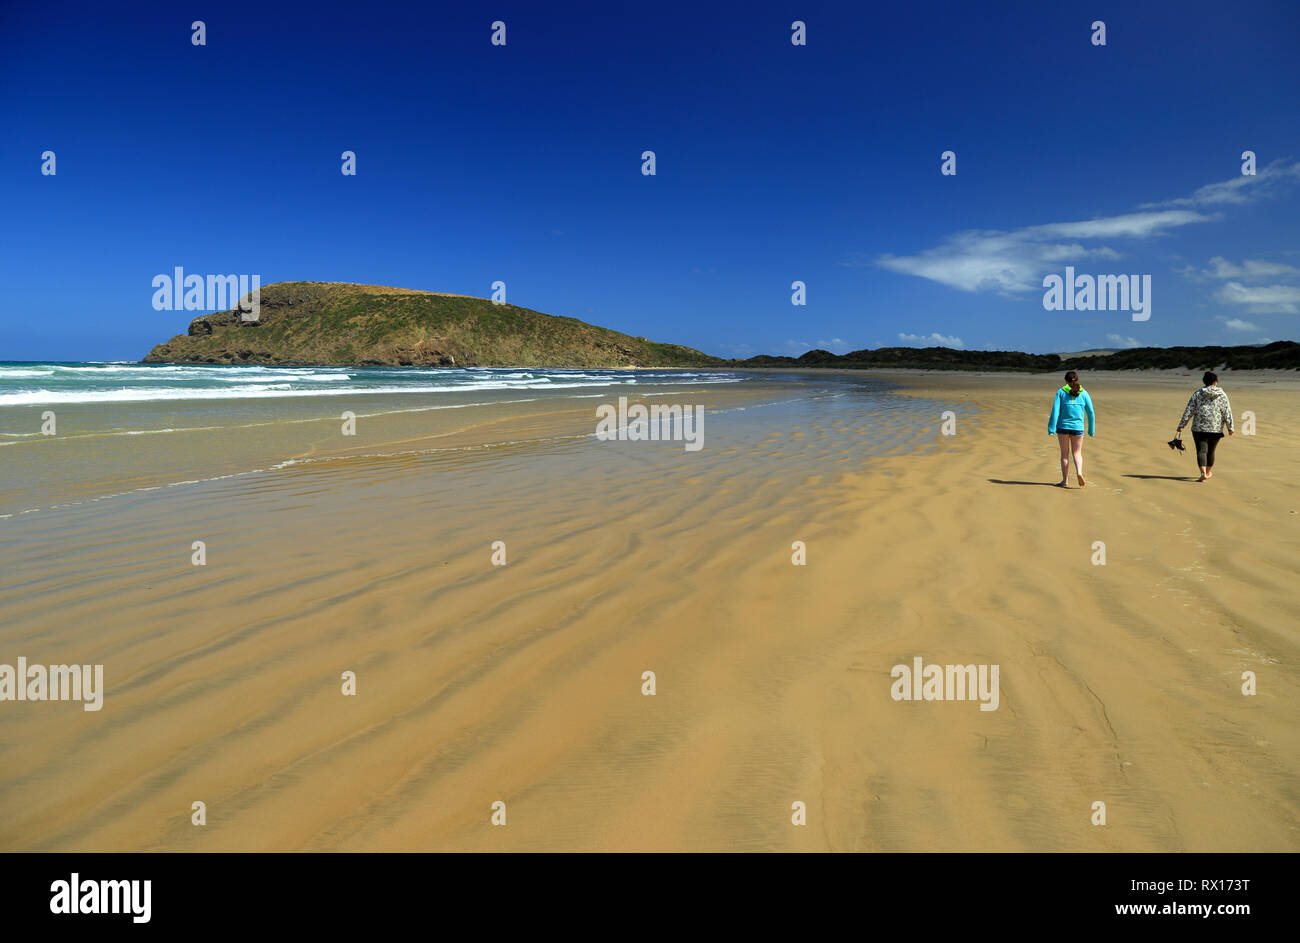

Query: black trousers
left=1192, top=430, right=1223, bottom=467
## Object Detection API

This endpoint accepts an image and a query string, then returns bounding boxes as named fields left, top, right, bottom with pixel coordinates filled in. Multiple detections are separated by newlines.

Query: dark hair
left=1203, top=371, right=1218, bottom=386
left=1064, top=371, right=1079, bottom=384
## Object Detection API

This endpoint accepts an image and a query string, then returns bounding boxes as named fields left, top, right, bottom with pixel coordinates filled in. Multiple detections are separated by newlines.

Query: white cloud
left=1106, top=334, right=1141, bottom=348
left=870, top=210, right=1208, bottom=294
left=1200, top=256, right=1300, bottom=279
left=1223, top=318, right=1260, bottom=332
left=868, top=164, right=1300, bottom=296
left=1142, top=160, right=1300, bottom=208
left=1030, top=211, right=1210, bottom=241
left=898, top=332, right=964, bottom=348
left=784, top=337, right=851, bottom=354
left=1215, top=282, right=1300, bottom=314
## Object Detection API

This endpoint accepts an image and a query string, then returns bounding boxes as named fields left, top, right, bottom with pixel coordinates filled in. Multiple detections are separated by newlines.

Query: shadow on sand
left=987, top=479, right=1066, bottom=487
left=990, top=475, right=1199, bottom=486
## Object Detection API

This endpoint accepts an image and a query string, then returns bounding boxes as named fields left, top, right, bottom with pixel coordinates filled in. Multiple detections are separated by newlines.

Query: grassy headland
left=142, top=282, right=722, bottom=368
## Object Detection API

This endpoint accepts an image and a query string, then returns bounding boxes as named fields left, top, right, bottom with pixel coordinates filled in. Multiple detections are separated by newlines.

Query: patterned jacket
left=1179, top=386, right=1233, bottom=433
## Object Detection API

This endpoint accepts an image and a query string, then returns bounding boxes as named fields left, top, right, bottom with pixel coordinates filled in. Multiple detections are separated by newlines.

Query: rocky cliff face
left=142, top=282, right=720, bottom=368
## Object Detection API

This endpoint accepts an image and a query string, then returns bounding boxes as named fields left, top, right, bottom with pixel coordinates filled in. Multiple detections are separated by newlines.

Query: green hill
left=726, top=341, right=1300, bottom=372
left=730, top=346, right=1061, bottom=371
left=142, top=282, right=722, bottom=368
left=1061, top=341, right=1300, bottom=371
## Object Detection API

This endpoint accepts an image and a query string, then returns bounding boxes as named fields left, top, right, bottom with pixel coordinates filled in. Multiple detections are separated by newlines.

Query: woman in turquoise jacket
left=1048, top=370, right=1096, bottom=487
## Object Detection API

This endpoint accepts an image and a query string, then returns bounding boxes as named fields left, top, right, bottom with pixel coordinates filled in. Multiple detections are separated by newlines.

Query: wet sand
left=1, top=370, right=1296, bottom=851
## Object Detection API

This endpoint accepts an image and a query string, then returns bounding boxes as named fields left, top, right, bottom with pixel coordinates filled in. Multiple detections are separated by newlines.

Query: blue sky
left=2, top=0, right=1298, bottom=361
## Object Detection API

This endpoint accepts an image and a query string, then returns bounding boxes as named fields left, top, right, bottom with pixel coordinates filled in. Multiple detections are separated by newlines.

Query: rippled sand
left=1, top=371, right=1296, bottom=851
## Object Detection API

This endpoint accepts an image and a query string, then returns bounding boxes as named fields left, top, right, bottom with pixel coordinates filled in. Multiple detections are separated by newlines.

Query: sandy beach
left=1, top=368, right=1297, bottom=851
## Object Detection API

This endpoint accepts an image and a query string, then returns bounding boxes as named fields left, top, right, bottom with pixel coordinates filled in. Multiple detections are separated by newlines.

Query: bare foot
left=1056, top=480, right=1068, bottom=487
left=1077, top=475, right=1086, bottom=487
left=1205, top=470, right=1214, bottom=480
left=1196, top=475, right=1207, bottom=482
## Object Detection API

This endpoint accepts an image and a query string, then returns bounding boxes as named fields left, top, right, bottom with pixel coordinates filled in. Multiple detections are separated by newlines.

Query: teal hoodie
left=1048, top=386, right=1095, bottom=435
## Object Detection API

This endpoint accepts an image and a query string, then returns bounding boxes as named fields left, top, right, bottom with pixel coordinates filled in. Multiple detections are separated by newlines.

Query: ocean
left=0, top=362, right=743, bottom=407
left=0, top=361, right=940, bottom=522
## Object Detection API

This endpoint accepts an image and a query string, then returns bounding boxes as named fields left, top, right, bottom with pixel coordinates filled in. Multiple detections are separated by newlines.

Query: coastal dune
left=0, top=371, right=1296, bottom=851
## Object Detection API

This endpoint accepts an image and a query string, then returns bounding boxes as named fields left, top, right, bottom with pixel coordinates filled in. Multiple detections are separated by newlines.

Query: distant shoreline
left=705, top=365, right=1300, bottom=383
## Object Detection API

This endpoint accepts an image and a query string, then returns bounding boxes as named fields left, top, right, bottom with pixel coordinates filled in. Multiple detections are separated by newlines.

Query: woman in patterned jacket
left=1177, top=371, right=1234, bottom=482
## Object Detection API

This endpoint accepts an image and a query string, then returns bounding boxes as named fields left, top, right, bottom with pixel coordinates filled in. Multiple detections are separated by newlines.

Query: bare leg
left=1193, top=431, right=1208, bottom=480
left=1071, top=435, right=1085, bottom=486
left=1056, top=433, right=1071, bottom=485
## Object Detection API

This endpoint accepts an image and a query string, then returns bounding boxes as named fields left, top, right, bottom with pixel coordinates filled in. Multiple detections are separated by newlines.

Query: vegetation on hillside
left=1061, top=341, right=1300, bottom=371
left=142, top=282, right=722, bottom=368
left=727, top=341, right=1300, bottom=372
left=729, top=347, right=1061, bottom=371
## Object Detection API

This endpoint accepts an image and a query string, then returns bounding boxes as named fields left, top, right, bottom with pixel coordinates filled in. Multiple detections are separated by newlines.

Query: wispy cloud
left=1141, top=159, right=1300, bottom=208
left=1215, top=282, right=1300, bottom=314
left=784, top=338, right=851, bottom=354
left=867, top=211, right=1208, bottom=294
left=1030, top=212, right=1210, bottom=241
left=1222, top=318, right=1260, bottom=332
left=866, top=163, right=1300, bottom=296
left=717, top=342, right=756, bottom=357
left=898, top=332, right=964, bottom=348
left=1106, top=334, right=1141, bottom=348
left=1188, top=256, right=1300, bottom=280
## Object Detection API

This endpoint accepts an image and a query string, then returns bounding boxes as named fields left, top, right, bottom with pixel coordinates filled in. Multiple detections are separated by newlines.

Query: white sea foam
left=0, top=377, right=737, bottom=406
